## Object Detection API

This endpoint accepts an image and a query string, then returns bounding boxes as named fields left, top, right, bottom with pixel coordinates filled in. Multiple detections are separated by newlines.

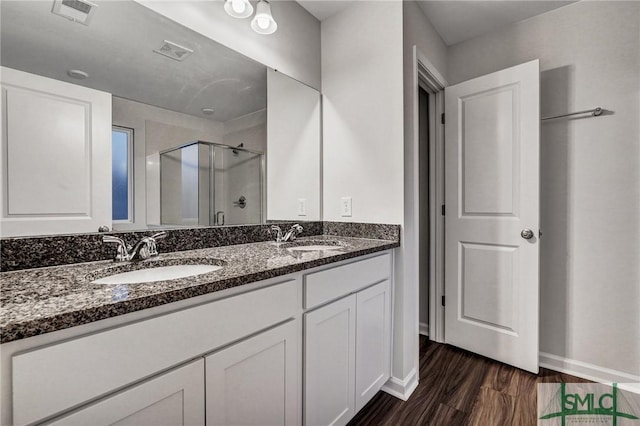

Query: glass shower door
left=212, top=146, right=263, bottom=226
left=160, top=142, right=263, bottom=227
left=160, top=143, right=211, bottom=226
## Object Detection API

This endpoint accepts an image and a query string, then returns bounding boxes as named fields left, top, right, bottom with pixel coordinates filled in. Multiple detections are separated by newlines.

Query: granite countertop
left=0, top=235, right=399, bottom=343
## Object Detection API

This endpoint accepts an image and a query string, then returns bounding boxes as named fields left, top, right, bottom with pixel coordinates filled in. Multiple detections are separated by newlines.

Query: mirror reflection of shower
left=160, top=141, right=264, bottom=226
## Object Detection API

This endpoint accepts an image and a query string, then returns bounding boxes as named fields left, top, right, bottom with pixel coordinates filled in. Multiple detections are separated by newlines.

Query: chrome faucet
left=283, top=224, right=304, bottom=242
left=130, top=232, right=166, bottom=260
left=102, top=235, right=130, bottom=262
left=103, top=232, right=167, bottom=262
left=270, top=225, right=284, bottom=243
left=270, top=224, right=304, bottom=243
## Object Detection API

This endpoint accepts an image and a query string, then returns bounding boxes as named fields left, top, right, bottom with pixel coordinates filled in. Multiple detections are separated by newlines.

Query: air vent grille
left=51, top=0, right=97, bottom=25
left=153, top=40, right=194, bottom=62
left=62, top=0, right=92, bottom=14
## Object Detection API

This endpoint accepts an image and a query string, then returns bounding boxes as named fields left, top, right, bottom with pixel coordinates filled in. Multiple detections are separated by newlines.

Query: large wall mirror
left=0, top=0, right=321, bottom=237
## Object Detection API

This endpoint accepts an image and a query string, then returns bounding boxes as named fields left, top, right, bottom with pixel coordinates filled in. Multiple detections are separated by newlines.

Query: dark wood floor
left=348, top=336, right=591, bottom=426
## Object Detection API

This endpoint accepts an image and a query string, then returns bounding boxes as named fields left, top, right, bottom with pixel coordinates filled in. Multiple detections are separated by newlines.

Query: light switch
left=341, top=197, right=352, bottom=217
left=298, top=198, right=307, bottom=216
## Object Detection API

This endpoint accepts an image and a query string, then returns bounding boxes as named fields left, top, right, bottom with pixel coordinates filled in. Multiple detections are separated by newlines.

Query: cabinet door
left=48, top=360, right=204, bottom=426
left=355, top=280, right=392, bottom=411
left=205, top=320, right=299, bottom=426
left=0, top=66, right=112, bottom=237
left=304, top=295, right=356, bottom=426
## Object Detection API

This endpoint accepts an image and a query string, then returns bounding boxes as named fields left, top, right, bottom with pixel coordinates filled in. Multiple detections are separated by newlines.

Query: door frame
left=411, top=46, right=447, bottom=343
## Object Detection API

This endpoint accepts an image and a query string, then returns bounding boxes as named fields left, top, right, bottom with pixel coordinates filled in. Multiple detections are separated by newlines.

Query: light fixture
left=224, top=0, right=253, bottom=19
left=251, top=0, right=277, bottom=35
left=201, top=108, right=215, bottom=115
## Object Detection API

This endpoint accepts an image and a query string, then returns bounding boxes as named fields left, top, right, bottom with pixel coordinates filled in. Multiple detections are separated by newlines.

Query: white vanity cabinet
left=303, top=253, right=392, bottom=426
left=205, top=320, right=298, bottom=426
left=1, top=250, right=395, bottom=426
left=305, top=294, right=357, bottom=426
left=47, top=320, right=300, bottom=426
left=6, top=278, right=299, bottom=426
left=44, top=320, right=299, bottom=426
left=47, top=359, right=205, bottom=426
left=354, top=280, right=392, bottom=412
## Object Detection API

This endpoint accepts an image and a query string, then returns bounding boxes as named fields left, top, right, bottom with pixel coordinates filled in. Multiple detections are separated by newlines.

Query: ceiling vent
left=51, top=0, right=97, bottom=25
left=153, top=40, right=194, bottom=62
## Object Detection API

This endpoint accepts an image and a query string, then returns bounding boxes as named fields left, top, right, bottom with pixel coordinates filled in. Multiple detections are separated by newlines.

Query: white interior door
left=0, top=66, right=112, bottom=237
left=444, top=59, right=540, bottom=373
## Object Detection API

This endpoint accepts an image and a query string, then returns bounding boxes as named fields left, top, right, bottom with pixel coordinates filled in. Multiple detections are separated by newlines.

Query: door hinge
left=441, top=295, right=445, bottom=307
left=441, top=204, right=446, bottom=216
left=441, top=113, right=445, bottom=124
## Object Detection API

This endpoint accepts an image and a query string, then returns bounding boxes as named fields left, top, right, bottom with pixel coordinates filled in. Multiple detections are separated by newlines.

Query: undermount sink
left=287, top=245, right=343, bottom=252
left=91, top=265, right=223, bottom=285
left=88, top=258, right=226, bottom=285
left=277, top=239, right=345, bottom=252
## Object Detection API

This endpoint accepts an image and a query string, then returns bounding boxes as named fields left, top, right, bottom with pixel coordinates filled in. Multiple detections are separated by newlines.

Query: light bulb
left=224, top=0, right=253, bottom=19
left=250, top=0, right=277, bottom=34
left=231, top=0, right=245, bottom=14
left=257, top=16, right=270, bottom=29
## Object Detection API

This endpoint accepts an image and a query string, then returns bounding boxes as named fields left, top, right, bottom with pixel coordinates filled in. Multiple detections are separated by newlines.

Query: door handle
left=233, top=196, right=247, bottom=209
left=521, top=229, right=534, bottom=240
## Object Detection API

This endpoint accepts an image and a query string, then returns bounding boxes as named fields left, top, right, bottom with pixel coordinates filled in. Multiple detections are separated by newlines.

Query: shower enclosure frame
left=159, top=140, right=266, bottom=227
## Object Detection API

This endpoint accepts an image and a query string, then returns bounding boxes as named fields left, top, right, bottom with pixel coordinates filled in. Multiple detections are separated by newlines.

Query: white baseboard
left=381, top=368, right=419, bottom=401
left=419, top=322, right=429, bottom=336
left=539, top=352, right=640, bottom=387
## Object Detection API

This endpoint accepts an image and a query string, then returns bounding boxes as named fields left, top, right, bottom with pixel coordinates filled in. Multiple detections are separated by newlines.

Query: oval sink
left=87, top=258, right=226, bottom=285
left=287, top=245, right=343, bottom=252
left=277, top=239, right=345, bottom=252
left=91, top=265, right=223, bottom=285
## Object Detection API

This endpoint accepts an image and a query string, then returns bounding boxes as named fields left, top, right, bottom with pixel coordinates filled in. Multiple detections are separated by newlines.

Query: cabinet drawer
left=304, top=253, right=391, bottom=309
left=12, top=279, right=298, bottom=426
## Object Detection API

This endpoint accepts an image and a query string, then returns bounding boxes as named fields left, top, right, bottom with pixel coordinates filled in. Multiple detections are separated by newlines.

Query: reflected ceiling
left=1, top=1, right=266, bottom=122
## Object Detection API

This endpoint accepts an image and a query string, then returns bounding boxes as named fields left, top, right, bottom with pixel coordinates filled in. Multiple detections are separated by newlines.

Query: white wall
left=267, top=69, right=321, bottom=221
left=403, top=1, right=448, bottom=79
left=402, top=0, right=449, bottom=342
left=322, top=1, right=404, bottom=224
left=223, top=109, right=267, bottom=154
left=321, top=1, right=415, bottom=391
left=448, top=1, right=640, bottom=378
left=135, top=0, right=321, bottom=90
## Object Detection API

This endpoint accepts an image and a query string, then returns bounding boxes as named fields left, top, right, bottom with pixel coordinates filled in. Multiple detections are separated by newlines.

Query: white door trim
left=413, top=47, right=447, bottom=344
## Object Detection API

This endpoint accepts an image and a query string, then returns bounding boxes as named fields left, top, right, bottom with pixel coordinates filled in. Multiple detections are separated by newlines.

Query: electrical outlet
left=298, top=198, right=307, bottom=216
left=341, top=197, right=352, bottom=217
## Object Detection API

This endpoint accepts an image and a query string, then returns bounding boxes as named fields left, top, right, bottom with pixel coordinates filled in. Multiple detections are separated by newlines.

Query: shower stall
left=160, top=141, right=264, bottom=226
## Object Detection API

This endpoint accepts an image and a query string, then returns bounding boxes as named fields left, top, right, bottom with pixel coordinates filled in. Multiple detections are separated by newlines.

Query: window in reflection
left=112, top=126, right=133, bottom=222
